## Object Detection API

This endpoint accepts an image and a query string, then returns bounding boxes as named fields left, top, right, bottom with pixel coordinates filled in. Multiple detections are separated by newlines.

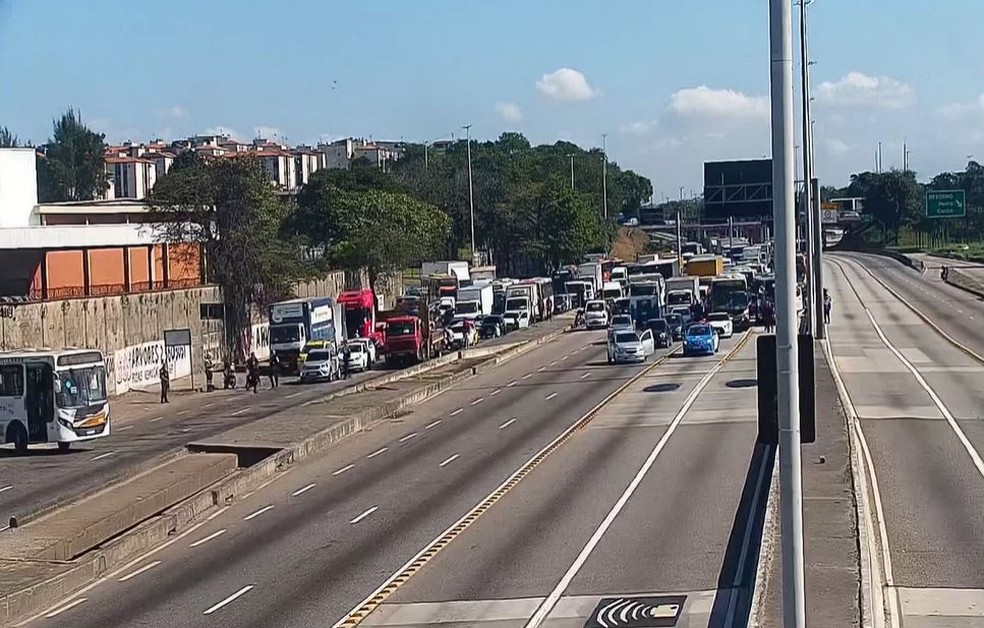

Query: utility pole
left=799, top=0, right=816, bottom=336
left=770, top=0, right=806, bottom=627
left=424, top=142, right=429, bottom=171
left=463, top=124, right=476, bottom=262
left=676, top=210, right=683, bottom=264
left=878, top=141, right=883, bottom=173
left=602, top=134, right=609, bottom=219
left=568, top=153, right=575, bottom=190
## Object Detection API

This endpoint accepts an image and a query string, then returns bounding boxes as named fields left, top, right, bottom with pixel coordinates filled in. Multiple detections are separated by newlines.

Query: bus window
left=0, top=364, right=24, bottom=397
left=56, top=367, right=108, bottom=408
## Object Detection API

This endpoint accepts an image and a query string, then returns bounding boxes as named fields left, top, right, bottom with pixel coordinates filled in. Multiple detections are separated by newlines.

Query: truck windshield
left=57, top=366, right=108, bottom=408
left=456, top=302, right=479, bottom=314
left=271, top=324, right=302, bottom=344
left=667, top=292, right=691, bottom=305
left=344, top=306, right=371, bottom=338
left=388, top=321, right=415, bottom=336
left=505, top=298, right=528, bottom=311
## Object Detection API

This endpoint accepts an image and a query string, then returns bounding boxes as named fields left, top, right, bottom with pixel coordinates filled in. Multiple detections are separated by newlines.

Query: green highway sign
left=926, top=189, right=966, bottom=218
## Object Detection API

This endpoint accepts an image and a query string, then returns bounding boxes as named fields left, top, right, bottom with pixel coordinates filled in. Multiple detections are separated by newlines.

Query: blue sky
left=2, top=0, right=982, bottom=192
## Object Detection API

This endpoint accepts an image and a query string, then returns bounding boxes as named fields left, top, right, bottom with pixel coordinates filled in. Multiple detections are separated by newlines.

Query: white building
left=105, top=157, right=157, bottom=200
left=0, top=148, right=40, bottom=227
left=256, top=150, right=298, bottom=190
left=293, top=147, right=321, bottom=186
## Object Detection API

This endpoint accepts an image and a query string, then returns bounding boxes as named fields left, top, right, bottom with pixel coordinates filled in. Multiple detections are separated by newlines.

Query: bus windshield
left=57, top=366, right=108, bottom=408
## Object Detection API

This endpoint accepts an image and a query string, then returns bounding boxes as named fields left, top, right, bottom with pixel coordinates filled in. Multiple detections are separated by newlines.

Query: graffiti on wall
left=237, top=323, right=270, bottom=362
left=107, top=340, right=192, bottom=395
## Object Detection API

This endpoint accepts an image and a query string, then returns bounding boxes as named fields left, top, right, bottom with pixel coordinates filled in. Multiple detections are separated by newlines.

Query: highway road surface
left=826, top=252, right=984, bottom=627
left=22, top=327, right=768, bottom=628
left=0, top=319, right=567, bottom=528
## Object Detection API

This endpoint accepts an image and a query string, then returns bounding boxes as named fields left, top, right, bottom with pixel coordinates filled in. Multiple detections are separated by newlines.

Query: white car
left=344, top=341, right=371, bottom=372
left=583, top=300, right=609, bottom=329
left=299, top=348, right=338, bottom=383
left=707, top=312, right=734, bottom=338
left=503, top=309, right=531, bottom=331
left=349, top=337, right=376, bottom=367
left=607, top=329, right=656, bottom=364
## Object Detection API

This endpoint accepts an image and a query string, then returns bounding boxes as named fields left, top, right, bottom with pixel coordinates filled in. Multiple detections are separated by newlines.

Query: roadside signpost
left=926, top=190, right=967, bottom=218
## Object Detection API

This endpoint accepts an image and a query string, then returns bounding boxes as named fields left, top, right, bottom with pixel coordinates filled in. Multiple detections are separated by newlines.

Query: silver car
left=607, top=329, right=656, bottom=364
left=299, top=348, right=338, bottom=383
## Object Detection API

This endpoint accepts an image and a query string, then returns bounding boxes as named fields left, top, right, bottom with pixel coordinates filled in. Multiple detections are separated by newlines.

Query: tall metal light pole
left=463, top=124, right=476, bottom=261
left=602, top=133, right=609, bottom=219
left=770, top=0, right=806, bottom=626
left=799, top=0, right=816, bottom=336
left=568, top=153, right=575, bottom=190
left=802, top=6, right=824, bottom=340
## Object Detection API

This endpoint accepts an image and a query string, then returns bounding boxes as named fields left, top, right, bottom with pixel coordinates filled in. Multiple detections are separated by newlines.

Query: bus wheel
left=7, top=424, right=28, bottom=454
left=57, top=442, right=71, bottom=453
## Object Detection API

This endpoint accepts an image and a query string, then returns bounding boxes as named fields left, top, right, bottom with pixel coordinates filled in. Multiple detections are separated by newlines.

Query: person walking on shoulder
left=823, top=289, right=832, bottom=325
left=159, top=361, right=170, bottom=404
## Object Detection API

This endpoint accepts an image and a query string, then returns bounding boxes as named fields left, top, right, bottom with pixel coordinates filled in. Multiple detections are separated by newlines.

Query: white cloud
left=494, top=102, right=523, bottom=123
left=939, top=95, right=984, bottom=120
left=158, top=105, right=187, bottom=119
left=89, top=117, right=142, bottom=142
left=668, top=86, right=769, bottom=119
left=619, top=119, right=658, bottom=136
left=824, top=138, right=853, bottom=156
left=535, top=68, right=599, bottom=102
left=816, top=71, right=915, bottom=109
left=254, top=126, right=284, bottom=140
left=204, top=125, right=240, bottom=138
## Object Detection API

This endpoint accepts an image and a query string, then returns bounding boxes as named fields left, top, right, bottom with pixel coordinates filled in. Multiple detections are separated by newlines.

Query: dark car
left=664, top=313, right=684, bottom=340
left=479, top=315, right=506, bottom=339
left=645, top=318, right=671, bottom=348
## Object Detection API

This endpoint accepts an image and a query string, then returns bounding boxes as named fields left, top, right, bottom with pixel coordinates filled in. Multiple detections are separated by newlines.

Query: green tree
left=150, top=156, right=303, bottom=356
left=36, top=108, right=109, bottom=202
left=291, top=177, right=450, bottom=297
left=0, top=126, right=19, bottom=148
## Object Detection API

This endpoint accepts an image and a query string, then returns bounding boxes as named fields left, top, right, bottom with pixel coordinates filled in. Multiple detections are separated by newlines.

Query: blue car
left=683, top=323, right=720, bottom=356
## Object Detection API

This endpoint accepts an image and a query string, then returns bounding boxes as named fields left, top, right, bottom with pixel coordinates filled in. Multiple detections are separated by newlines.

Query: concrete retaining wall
left=0, top=270, right=404, bottom=395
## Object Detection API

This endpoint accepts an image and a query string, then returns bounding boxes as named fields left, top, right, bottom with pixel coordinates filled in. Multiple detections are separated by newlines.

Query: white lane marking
left=286, top=391, right=304, bottom=399
left=149, top=416, right=164, bottom=422
left=450, top=408, right=464, bottom=416
left=523, top=349, right=730, bottom=628
left=231, top=408, right=250, bottom=416
left=0, top=485, right=13, bottom=494
left=580, top=372, right=591, bottom=379
left=243, top=505, right=275, bottom=521
left=399, top=433, right=417, bottom=443
left=189, top=529, right=227, bottom=548
left=44, top=598, right=87, bottom=618
left=116, top=424, right=135, bottom=432
left=544, top=392, right=558, bottom=401
left=350, top=506, right=378, bottom=524
left=292, top=483, right=316, bottom=496
left=550, top=361, right=558, bottom=367
left=537, top=366, right=546, bottom=372
left=507, top=381, right=518, bottom=387
left=490, top=389, right=501, bottom=396
left=439, top=454, right=460, bottom=467
left=367, top=447, right=388, bottom=458
left=471, top=397, right=484, bottom=405
left=332, top=463, right=356, bottom=476
left=561, top=355, right=569, bottom=361
left=207, top=506, right=229, bottom=521
left=522, top=373, right=532, bottom=380
left=203, top=585, right=254, bottom=615
left=118, top=560, right=161, bottom=582
left=499, top=418, right=517, bottom=430
left=177, top=409, right=190, bottom=416
left=724, top=445, right=773, bottom=627
left=425, top=419, right=442, bottom=430
left=91, top=451, right=115, bottom=461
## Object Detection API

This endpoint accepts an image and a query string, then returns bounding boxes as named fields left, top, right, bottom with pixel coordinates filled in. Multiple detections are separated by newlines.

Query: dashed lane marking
left=0, top=485, right=12, bottom=494
left=439, top=454, right=460, bottom=468
left=189, top=529, right=227, bottom=548
left=118, top=560, right=161, bottom=582
left=544, top=392, right=558, bottom=401
left=206, top=506, right=229, bottom=522
left=292, top=483, right=316, bottom=496
left=425, top=419, right=442, bottom=430
left=499, top=418, right=517, bottom=430
left=92, top=451, right=115, bottom=461
left=507, top=381, right=518, bottom=387
left=399, top=433, right=417, bottom=443
left=44, top=598, right=87, bottom=618
left=580, top=372, right=591, bottom=379
left=243, top=505, right=275, bottom=521
left=490, top=389, right=502, bottom=396
left=471, top=397, right=484, bottom=405
left=367, top=447, right=388, bottom=458
left=203, top=585, right=254, bottom=615
left=350, top=506, right=378, bottom=524
left=450, top=408, right=464, bottom=416
left=116, top=424, right=134, bottom=432
left=231, top=408, right=250, bottom=416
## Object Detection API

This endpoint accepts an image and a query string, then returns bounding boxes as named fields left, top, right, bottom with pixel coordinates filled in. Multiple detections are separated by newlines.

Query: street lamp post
left=602, top=134, right=609, bottom=219
left=568, top=153, right=575, bottom=190
left=463, top=124, right=476, bottom=262
left=771, top=0, right=807, bottom=626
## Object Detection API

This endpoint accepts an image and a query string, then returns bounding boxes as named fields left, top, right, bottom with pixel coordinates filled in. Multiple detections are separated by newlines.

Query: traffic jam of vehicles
left=565, top=238, right=787, bottom=365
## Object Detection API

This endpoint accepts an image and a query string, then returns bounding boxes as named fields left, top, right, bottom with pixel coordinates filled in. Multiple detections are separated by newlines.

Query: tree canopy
left=0, top=126, right=19, bottom=148
left=36, top=108, right=108, bottom=202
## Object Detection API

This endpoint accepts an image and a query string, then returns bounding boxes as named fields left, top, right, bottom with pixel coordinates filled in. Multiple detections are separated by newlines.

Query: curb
left=0, top=326, right=569, bottom=627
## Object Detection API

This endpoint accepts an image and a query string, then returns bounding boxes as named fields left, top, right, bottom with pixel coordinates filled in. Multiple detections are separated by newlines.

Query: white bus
left=1, top=349, right=111, bottom=453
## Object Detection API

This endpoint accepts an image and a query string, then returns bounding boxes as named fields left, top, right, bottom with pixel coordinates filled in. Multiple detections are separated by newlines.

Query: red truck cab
left=337, top=289, right=384, bottom=348
left=381, top=315, right=424, bottom=365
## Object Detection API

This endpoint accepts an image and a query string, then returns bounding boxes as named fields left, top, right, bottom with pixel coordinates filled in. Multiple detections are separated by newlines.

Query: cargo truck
left=268, top=297, right=337, bottom=373
left=577, top=261, right=604, bottom=294
left=336, top=289, right=383, bottom=348
left=378, top=276, right=447, bottom=366
left=686, top=255, right=724, bottom=277
left=421, top=261, right=471, bottom=295
left=454, top=284, right=494, bottom=320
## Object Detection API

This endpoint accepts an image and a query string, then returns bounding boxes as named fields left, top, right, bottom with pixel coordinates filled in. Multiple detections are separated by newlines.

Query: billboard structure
left=703, top=159, right=773, bottom=222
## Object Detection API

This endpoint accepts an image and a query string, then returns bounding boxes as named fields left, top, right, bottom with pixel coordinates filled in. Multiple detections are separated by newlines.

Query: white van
left=583, top=300, right=609, bottom=329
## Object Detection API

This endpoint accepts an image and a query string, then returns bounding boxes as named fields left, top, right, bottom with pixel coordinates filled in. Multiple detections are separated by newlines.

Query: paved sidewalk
left=754, top=344, right=862, bottom=628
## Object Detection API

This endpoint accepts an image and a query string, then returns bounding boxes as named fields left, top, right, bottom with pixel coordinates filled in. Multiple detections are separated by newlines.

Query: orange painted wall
left=167, top=243, right=200, bottom=282
left=153, top=244, right=166, bottom=283
left=88, top=248, right=125, bottom=287
left=129, top=246, right=150, bottom=285
left=45, top=250, right=85, bottom=292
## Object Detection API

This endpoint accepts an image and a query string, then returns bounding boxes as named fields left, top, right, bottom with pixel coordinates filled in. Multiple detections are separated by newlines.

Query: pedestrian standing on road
left=823, top=289, right=833, bottom=325
left=159, top=361, right=170, bottom=404
left=268, top=352, right=281, bottom=389
left=342, top=343, right=352, bottom=380
left=246, top=352, right=259, bottom=394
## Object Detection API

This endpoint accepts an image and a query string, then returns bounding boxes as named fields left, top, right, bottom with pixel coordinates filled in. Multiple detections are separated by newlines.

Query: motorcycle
left=223, top=367, right=237, bottom=390
left=245, top=371, right=259, bottom=393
